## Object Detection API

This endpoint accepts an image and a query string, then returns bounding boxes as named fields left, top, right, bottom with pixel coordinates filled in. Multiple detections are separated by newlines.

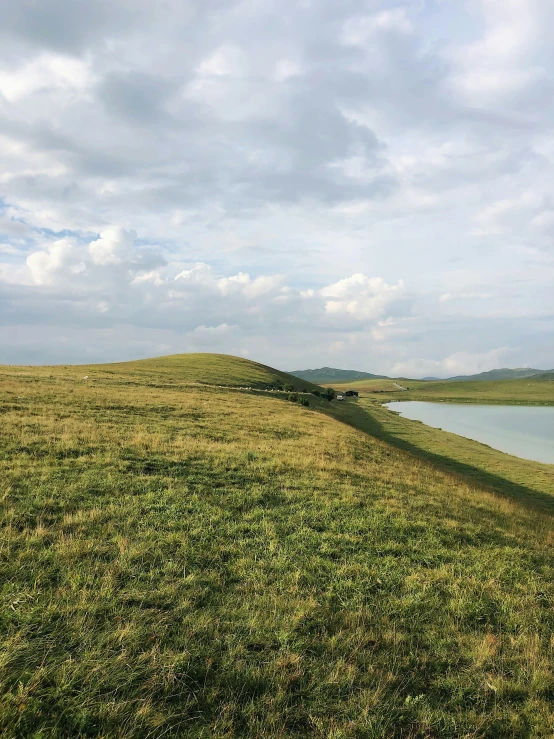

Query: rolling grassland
left=1, top=355, right=554, bottom=738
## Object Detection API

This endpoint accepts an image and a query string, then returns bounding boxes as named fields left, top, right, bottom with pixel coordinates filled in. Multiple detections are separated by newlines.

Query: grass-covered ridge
left=1, top=354, right=554, bottom=737
left=102, top=352, right=322, bottom=391
left=447, top=368, right=550, bottom=382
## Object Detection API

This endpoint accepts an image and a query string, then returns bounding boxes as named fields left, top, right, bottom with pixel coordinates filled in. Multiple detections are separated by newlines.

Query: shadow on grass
left=331, top=401, right=554, bottom=516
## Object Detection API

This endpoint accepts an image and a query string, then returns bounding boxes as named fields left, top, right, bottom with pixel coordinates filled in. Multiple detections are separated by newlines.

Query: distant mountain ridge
left=289, top=367, right=389, bottom=383
left=290, top=366, right=554, bottom=384
left=447, top=368, right=552, bottom=382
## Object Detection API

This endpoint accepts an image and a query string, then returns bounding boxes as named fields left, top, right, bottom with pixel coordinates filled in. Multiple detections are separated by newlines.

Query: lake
left=386, top=402, right=554, bottom=464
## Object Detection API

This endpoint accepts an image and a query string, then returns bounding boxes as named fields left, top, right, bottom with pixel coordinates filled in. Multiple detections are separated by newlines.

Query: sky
left=1, top=0, right=553, bottom=377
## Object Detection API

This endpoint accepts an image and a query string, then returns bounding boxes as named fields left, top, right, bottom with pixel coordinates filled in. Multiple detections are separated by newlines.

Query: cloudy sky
left=1, top=0, right=553, bottom=376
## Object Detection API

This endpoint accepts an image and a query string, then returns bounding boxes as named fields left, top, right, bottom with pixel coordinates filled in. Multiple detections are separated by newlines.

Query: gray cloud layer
left=1, top=0, right=553, bottom=375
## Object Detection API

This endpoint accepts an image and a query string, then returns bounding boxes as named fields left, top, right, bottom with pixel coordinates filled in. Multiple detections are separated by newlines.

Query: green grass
left=2, top=354, right=554, bottom=737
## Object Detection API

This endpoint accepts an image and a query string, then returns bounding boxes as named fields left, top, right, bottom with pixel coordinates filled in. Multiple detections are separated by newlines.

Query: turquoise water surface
left=386, top=402, right=554, bottom=464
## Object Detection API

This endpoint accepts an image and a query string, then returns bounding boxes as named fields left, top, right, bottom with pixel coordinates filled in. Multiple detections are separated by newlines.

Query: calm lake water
left=386, top=402, right=554, bottom=464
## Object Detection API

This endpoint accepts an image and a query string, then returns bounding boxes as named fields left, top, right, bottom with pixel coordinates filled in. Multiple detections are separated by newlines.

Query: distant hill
left=533, top=371, right=554, bottom=381
left=290, top=367, right=389, bottom=383
left=447, top=368, right=549, bottom=382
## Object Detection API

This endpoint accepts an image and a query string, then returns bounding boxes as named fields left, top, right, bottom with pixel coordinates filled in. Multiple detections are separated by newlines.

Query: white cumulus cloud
left=0, top=0, right=553, bottom=371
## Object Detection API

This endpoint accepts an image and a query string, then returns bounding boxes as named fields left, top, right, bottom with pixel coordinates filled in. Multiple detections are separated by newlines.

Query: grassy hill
left=1, top=354, right=554, bottom=737
left=105, top=353, right=322, bottom=392
left=289, top=367, right=388, bottom=383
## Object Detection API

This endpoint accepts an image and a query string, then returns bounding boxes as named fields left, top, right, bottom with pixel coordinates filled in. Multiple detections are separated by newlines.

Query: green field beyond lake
left=386, top=402, right=554, bottom=464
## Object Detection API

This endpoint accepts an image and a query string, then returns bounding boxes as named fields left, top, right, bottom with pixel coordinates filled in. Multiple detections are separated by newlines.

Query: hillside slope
left=534, top=372, right=554, bottom=381
left=290, top=366, right=388, bottom=383
left=1, top=355, right=554, bottom=737
left=78, top=353, right=321, bottom=392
